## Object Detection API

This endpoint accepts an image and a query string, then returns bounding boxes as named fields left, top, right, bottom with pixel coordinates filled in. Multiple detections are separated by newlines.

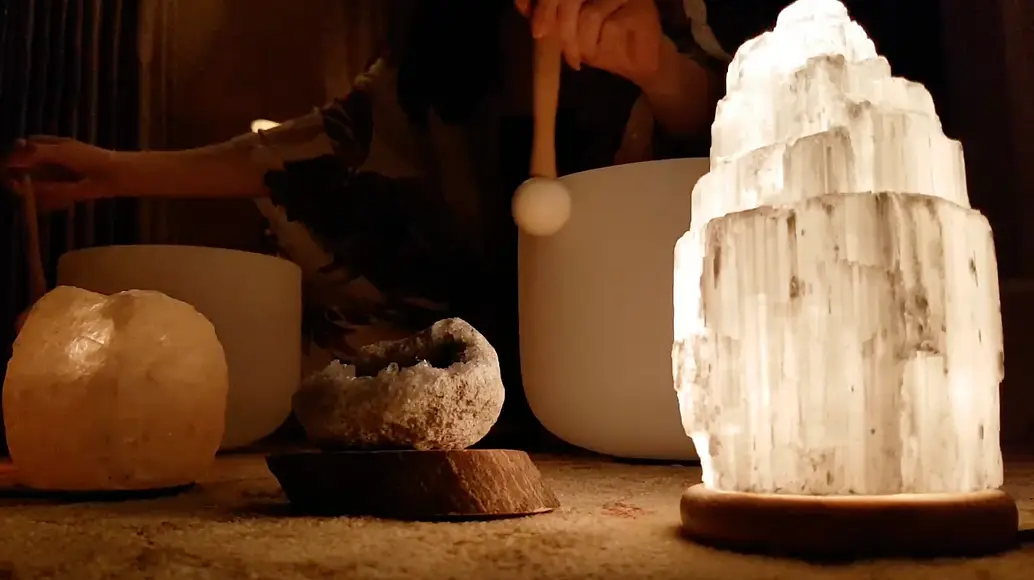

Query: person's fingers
left=598, top=9, right=635, bottom=72
left=531, top=0, right=560, bottom=39
left=26, top=180, right=97, bottom=212
left=4, top=141, right=66, bottom=169
left=3, top=143, right=89, bottom=186
left=577, top=0, right=627, bottom=63
left=620, top=2, right=661, bottom=75
left=26, top=135, right=74, bottom=145
left=557, top=0, right=586, bottom=69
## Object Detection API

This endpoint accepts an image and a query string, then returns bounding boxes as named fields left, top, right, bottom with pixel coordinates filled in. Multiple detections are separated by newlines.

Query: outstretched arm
left=111, top=61, right=386, bottom=201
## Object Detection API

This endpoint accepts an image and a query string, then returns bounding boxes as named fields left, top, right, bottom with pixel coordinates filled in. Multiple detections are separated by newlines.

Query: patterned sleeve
left=214, top=58, right=471, bottom=357
left=209, top=61, right=383, bottom=289
left=666, top=0, right=733, bottom=66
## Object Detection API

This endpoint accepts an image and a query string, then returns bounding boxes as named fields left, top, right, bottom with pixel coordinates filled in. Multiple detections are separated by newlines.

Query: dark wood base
left=266, top=449, right=560, bottom=520
left=680, top=484, right=1019, bottom=559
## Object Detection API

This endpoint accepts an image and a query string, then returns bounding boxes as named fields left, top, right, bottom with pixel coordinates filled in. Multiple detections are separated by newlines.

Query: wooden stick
left=14, top=177, right=47, bottom=304
left=530, top=35, right=562, bottom=180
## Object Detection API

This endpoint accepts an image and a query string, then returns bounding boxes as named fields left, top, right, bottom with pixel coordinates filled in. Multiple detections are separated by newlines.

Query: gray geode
left=292, top=318, right=505, bottom=450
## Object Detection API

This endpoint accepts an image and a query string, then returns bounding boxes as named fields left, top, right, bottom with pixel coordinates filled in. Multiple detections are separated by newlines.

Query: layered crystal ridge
left=673, top=0, right=1003, bottom=495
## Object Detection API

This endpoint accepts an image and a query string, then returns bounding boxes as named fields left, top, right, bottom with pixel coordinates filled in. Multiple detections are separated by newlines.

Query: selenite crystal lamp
left=672, top=0, right=1019, bottom=558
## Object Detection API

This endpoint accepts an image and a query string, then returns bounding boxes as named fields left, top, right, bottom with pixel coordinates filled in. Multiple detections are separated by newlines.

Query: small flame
left=251, top=119, right=282, bottom=133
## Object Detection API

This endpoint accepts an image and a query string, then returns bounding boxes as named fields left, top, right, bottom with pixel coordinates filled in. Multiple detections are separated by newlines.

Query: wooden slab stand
left=266, top=449, right=560, bottom=520
left=680, top=484, right=1019, bottom=559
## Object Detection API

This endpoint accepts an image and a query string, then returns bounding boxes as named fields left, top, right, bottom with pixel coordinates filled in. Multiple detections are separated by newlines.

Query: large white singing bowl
left=519, top=158, right=708, bottom=461
left=57, top=245, right=302, bottom=450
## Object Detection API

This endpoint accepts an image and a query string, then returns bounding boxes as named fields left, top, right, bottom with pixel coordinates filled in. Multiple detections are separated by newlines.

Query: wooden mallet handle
left=512, top=32, right=571, bottom=237
left=15, top=176, right=47, bottom=307
left=530, top=35, right=562, bottom=179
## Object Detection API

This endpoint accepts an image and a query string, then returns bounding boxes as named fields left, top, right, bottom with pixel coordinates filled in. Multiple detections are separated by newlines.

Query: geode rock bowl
left=292, top=318, right=506, bottom=451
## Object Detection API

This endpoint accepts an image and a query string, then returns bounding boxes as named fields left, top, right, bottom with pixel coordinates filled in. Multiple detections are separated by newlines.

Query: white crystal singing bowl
left=519, top=158, right=708, bottom=461
left=56, top=245, right=302, bottom=450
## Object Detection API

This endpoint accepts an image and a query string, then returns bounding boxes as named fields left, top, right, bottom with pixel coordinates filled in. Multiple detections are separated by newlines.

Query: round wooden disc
left=680, top=484, right=1019, bottom=558
left=266, top=449, right=560, bottom=520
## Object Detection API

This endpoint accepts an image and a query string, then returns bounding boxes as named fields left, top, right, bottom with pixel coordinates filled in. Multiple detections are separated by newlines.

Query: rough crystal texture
left=293, top=318, right=504, bottom=450
left=680, top=193, right=1003, bottom=494
left=3, top=286, right=229, bottom=491
left=724, top=0, right=876, bottom=96
left=672, top=0, right=1004, bottom=494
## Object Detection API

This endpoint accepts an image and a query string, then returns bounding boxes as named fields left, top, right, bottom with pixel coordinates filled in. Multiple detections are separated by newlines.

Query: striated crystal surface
left=3, top=286, right=229, bottom=491
left=672, top=0, right=1004, bottom=494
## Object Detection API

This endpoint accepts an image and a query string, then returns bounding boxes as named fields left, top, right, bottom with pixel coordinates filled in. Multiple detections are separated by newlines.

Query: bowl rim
left=59, top=244, right=302, bottom=273
left=558, top=156, right=708, bottom=181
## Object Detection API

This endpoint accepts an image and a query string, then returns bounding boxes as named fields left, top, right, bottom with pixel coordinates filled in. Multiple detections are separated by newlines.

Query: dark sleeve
left=700, top=0, right=788, bottom=58
left=217, top=59, right=468, bottom=322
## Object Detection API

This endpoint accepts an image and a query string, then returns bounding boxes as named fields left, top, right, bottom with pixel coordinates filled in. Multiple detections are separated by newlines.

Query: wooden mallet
left=12, top=176, right=47, bottom=332
left=511, top=34, right=572, bottom=237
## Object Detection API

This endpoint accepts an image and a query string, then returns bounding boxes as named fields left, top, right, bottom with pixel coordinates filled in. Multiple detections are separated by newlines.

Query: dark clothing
left=231, top=1, right=742, bottom=441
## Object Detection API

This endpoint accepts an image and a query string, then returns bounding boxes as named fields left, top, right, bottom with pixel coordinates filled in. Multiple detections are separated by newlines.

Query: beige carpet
left=0, top=454, right=1031, bottom=579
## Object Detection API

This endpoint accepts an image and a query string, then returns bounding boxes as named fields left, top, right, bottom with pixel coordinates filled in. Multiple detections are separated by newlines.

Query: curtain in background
left=0, top=0, right=144, bottom=452
left=134, top=0, right=399, bottom=246
left=1, top=0, right=399, bottom=317
left=322, top=0, right=398, bottom=100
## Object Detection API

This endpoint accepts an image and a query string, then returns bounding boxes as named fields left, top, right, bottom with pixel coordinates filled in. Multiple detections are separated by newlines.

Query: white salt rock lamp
left=674, top=0, right=1018, bottom=557
left=57, top=245, right=302, bottom=451
left=3, top=286, right=229, bottom=491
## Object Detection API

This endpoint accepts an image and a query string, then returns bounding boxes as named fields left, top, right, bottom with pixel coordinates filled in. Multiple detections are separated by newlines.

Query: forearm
left=111, top=146, right=266, bottom=199
left=635, top=36, right=719, bottom=139
left=110, top=110, right=335, bottom=200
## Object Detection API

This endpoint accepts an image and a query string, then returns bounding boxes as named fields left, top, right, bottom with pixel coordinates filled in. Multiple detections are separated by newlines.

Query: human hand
left=14, top=309, right=29, bottom=335
left=2, top=136, right=120, bottom=212
left=515, top=0, right=664, bottom=86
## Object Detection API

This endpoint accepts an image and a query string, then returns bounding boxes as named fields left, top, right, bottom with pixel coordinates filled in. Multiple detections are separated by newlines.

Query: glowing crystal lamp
left=674, top=0, right=1018, bottom=557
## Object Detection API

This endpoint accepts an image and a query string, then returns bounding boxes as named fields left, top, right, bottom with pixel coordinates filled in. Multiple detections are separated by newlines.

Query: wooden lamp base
left=680, top=484, right=1019, bottom=559
left=266, top=449, right=560, bottom=520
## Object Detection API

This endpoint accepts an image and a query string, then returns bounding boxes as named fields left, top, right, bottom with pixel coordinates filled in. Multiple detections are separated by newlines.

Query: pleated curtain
left=0, top=1, right=144, bottom=456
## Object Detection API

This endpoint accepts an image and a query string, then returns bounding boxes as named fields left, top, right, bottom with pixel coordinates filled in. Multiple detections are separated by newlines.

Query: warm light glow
left=251, top=119, right=281, bottom=133
left=672, top=0, right=1003, bottom=496
left=65, top=319, right=113, bottom=367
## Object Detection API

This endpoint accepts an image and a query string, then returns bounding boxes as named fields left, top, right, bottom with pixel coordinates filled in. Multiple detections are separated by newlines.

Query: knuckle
left=582, top=6, right=603, bottom=25
left=600, top=19, right=622, bottom=40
